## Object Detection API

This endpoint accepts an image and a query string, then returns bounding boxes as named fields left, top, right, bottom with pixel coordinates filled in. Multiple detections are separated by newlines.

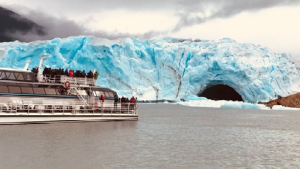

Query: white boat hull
left=0, top=113, right=138, bottom=124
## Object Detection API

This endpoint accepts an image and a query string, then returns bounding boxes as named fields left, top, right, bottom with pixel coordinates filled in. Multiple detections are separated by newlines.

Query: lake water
left=1, top=104, right=300, bottom=169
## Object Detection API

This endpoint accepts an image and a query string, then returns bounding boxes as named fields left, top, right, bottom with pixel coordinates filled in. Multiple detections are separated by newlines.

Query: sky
left=0, top=0, right=300, bottom=64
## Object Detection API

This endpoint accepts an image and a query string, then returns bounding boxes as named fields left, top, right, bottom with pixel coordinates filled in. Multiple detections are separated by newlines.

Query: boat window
left=17, top=73, right=24, bottom=81
left=0, top=73, right=6, bottom=79
left=45, top=88, right=57, bottom=95
left=0, top=86, right=8, bottom=93
left=8, top=86, right=21, bottom=93
left=5, top=72, right=11, bottom=79
left=96, top=91, right=105, bottom=96
left=77, top=90, right=87, bottom=95
left=33, top=88, right=45, bottom=94
left=8, top=73, right=16, bottom=80
left=21, top=87, right=34, bottom=94
left=104, top=92, right=114, bottom=97
left=23, top=73, right=33, bottom=81
left=14, top=73, right=19, bottom=79
left=0, top=72, right=6, bottom=79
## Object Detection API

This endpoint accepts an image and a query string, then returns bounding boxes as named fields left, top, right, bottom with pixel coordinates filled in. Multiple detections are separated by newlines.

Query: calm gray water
left=1, top=104, right=300, bottom=169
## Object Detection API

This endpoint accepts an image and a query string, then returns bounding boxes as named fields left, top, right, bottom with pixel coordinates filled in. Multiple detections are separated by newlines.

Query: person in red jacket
left=130, top=96, right=135, bottom=110
left=100, top=94, right=104, bottom=109
left=69, top=69, right=74, bottom=77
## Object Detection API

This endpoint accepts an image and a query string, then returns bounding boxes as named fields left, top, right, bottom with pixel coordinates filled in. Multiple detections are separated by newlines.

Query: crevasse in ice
left=0, top=36, right=299, bottom=103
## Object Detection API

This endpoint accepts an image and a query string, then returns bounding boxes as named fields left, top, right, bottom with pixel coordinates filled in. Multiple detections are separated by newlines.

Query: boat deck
left=0, top=101, right=138, bottom=124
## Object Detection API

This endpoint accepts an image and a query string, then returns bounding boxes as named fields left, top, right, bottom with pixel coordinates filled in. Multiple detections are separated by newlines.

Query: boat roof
left=0, top=68, right=31, bottom=73
left=0, top=79, right=116, bottom=93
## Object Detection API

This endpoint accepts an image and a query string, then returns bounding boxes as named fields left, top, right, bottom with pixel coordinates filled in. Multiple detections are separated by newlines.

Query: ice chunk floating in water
left=180, top=95, right=268, bottom=109
left=179, top=95, right=300, bottom=110
left=0, top=36, right=299, bottom=103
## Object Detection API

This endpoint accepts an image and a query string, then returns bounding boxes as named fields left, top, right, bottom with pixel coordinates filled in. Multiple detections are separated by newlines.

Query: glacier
left=0, top=36, right=299, bottom=103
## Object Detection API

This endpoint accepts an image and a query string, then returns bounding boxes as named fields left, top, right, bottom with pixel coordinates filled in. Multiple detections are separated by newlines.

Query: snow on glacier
left=0, top=36, right=299, bottom=103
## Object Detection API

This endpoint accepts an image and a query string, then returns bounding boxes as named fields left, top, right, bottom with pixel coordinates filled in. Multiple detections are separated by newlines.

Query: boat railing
left=0, top=100, right=138, bottom=115
left=41, top=75, right=96, bottom=86
left=61, top=75, right=96, bottom=86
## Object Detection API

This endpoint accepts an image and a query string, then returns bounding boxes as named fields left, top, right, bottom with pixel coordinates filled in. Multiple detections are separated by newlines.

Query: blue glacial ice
left=0, top=36, right=299, bottom=103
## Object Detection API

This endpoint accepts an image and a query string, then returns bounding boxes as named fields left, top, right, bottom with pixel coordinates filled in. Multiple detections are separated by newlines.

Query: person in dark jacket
left=65, top=69, right=69, bottom=76
left=31, top=67, right=36, bottom=74
left=82, top=70, right=86, bottom=77
left=88, top=70, right=93, bottom=78
left=42, top=67, right=47, bottom=75
left=114, top=94, right=118, bottom=109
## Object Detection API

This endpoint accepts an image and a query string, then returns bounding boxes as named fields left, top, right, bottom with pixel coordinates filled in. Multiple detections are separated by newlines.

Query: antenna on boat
left=93, top=68, right=97, bottom=74
left=23, top=60, right=31, bottom=71
left=37, top=55, right=51, bottom=82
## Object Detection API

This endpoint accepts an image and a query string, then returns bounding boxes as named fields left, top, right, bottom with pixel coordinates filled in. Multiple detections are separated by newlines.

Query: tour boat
left=0, top=55, right=138, bottom=124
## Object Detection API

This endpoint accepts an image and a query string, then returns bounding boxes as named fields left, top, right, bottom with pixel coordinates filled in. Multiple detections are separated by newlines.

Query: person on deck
left=94, top=71, right=99, bottom=80
left=134, top=97, right=138, bottom=109
left=114, top=94, right=118, bottom=109
left=69, top=69, right=74, bottom=77
left=35, top=67, right=39, bottom=74
left=100, top=94, right=104, bottom=109
left=88, top=70, right=93, bottom=79
left=31, top=67, right=36, bottom=74
left=82, top=70, right=86, bottom=77
left=42, top=67, right=47, bottom=75
left=130, top=96, right=135, bottom=110
left=65, top=68, right=69, bottom=76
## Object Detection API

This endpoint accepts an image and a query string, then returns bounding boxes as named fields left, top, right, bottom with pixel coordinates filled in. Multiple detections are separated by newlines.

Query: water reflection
left=1, top=104, right=300, bottom=168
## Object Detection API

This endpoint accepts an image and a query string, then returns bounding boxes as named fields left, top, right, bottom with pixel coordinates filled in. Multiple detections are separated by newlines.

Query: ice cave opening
left=198, top=84, right=244, bottom=101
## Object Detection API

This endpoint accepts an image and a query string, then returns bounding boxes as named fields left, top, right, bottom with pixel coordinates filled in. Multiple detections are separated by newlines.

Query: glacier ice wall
left=0, top=36, right=299, bottom=103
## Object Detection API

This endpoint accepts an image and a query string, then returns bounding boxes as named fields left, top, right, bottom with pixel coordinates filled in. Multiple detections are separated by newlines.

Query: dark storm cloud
left=3, top=5, right=168, bottom=41
left=4, top=7, right=143, bottom=42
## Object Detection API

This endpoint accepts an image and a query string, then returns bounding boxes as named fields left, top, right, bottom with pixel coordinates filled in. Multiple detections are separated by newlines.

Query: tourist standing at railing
left=31, top=67, right=36, bottom=74
left=114, top=94, right=118, bottom=109
left=94, top=71, right=99, bottom=80
left=65, top=68, right=69, bottom=76
left=130, top=96, right=135, bottom=110
left=52, top=69, right=56, bottom=75
left=69, top=69, right=74, bottom=77
left=74, top=70, right=78, bottom=77
left=134, top=97, right=138, bottom=109
left=81, top=70, right=86, bottom=77
left=100, top=94, right=104, bottom=109
left=42, top=67, right=47, bottom=75
left=88, top=70, right=93, bottom=79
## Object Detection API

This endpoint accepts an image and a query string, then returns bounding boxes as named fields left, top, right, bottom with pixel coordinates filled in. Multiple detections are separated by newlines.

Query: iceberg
left=179, top=95, right=269, bottom=109
left=0, top=36, right=299, bottom=103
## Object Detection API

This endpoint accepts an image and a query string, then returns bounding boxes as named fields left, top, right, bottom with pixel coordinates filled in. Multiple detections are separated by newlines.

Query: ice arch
left=198, top=84, right=243, bottom=101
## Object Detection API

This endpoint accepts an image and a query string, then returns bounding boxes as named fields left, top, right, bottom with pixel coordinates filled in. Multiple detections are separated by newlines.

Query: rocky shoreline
left=260, top=93, right=300, bottom=108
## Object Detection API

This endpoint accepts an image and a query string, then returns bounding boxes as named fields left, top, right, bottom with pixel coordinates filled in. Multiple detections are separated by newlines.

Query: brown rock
left=260, top=93, right=300, bottom=109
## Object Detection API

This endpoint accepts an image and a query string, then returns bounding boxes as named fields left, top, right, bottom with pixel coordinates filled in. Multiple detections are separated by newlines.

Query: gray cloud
left=5, top=6, right=143, bottom=41
left=2, top=0, right=300, bottom=41
left=172, top=0, right=300, bottom=32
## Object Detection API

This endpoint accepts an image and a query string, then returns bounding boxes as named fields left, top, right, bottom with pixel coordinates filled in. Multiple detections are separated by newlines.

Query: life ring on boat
left=64, top=81, right=71, bottom=88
